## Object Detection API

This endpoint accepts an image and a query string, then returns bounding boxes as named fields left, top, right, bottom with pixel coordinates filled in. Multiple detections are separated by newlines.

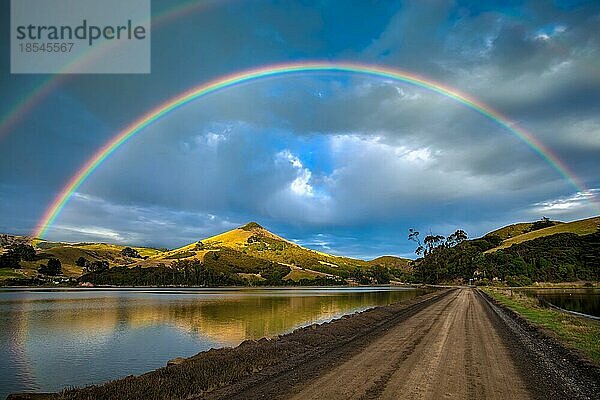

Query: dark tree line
left=79, top=249, right=295, bottom=286
left=78, top=257, right=348, bottom=287
left=409, top=226, right=600, bottom=285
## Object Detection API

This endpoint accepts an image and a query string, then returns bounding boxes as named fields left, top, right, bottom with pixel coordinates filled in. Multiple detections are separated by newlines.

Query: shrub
left=121, top=247, right=141, bottom=258
left=39, top=258, right=61, bottom=275
left=76, top=257, right=88, bottom=268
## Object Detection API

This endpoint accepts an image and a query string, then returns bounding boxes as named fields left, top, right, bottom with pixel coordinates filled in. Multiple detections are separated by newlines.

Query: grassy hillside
left=485, top=222, right=537, bottom=240
left=1, top=236, right=165, bottom=280
left=21, top=243, right=163, bottom=276
left=1, top=222, right=411, bottom=285
left=153, top=222, right=411, bottom=281
left=368, top=256, right=412, bottom=271
left=412, top=215, right=600, bottom=285
left=488, top=216, right=600, bottom=252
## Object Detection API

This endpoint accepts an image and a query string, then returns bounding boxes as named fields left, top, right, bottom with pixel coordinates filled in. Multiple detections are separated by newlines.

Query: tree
left=121, top=247, right=141, bottom=258
left=446, top=230, right=468, bottom=247
left=529, top=216, right=554, bottom=232
left=76, top=257, right=88, bottom=268
left=39, top=258, right=61, bottom=276
left=423, top=234, right=445, bottom=255
left=0, top=243, right=37, bottom=269
left=352, top=268, right=371, bottom=285
left=13, top=244, right=36, bottom=261
left=372, top=265, right=391, bottom=284
left=408, top=229, right=424, bottom=256
left=0, top=250, right=21, bottom=268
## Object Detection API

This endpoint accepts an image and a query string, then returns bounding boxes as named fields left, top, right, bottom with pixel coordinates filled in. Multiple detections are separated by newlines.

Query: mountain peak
left=240, top=221, right=265, bottom=231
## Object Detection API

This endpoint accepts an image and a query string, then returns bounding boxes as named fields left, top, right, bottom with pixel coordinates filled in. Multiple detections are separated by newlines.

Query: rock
left=167, top=357, right=186, bottom=366
left=257, top=337, right=271, bottom=345
left=238, top=339, right=257, bottom=348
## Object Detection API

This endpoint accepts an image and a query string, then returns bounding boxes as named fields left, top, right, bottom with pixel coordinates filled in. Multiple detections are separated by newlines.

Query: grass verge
left=0, top=268, right=25, bottom=280
left=483, top=288, right=600, bottom=363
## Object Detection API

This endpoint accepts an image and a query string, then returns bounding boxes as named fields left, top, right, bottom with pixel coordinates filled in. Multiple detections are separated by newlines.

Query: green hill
left=412, top=215, right=600, bottom=285
left=367, top=256, right=412, bottom=271
left=485, top=222, right=540, bottom=240
left=0, top=223, right=411, bottom=286
left=152, top=222, right=410, bottom=280
left=488, top=216, right=600, bottom=252
left=0, top=235, right=164, bottom=280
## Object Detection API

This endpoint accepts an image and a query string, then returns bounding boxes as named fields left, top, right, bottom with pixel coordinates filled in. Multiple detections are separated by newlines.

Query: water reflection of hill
left=3, top=289, right=420, bottom=345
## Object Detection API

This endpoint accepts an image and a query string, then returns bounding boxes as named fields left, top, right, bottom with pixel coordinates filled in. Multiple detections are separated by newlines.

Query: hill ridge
left=486, top=215, right=600, bottom=252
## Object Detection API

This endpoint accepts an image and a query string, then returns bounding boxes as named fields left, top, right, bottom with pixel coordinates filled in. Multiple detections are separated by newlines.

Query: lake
left=524, top=288, right=600, bottom=318
left=0, top=286, right=423, bottom=398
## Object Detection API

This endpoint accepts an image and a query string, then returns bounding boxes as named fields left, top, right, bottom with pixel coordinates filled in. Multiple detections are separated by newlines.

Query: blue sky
left=1, top=0, right=599, bottom=259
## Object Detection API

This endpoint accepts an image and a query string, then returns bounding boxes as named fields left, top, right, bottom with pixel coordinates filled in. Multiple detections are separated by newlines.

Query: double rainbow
left=33, top=62, right=597, bottom=239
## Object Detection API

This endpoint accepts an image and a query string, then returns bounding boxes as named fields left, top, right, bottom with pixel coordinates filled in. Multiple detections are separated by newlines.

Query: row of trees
left=80, top=262, right=246, bottom=286
left=408, top=228, right=468, bottom=257
left=408, top=226, right=600, bottom=285
left=79, top=248, right=296, bottom=286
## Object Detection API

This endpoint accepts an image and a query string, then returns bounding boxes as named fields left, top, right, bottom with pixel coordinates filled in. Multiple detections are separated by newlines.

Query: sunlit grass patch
left=490, top=216, right=600, bottom=251
left=0, top=268, right=25, bottom=280
left=284, top=267, right=325, bottom=281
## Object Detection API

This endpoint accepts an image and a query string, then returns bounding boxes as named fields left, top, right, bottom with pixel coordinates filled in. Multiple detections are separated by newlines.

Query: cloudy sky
left=1, top=0, right=599, bottom=259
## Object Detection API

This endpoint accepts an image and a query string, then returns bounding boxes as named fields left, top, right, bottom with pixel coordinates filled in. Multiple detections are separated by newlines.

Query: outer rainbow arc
left=32, top=62, right=598, bottom=240
left=0, top=0, right=232, bottom=141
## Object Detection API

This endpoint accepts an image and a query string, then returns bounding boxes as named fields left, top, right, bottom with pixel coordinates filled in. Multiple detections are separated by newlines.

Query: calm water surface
left=524, top=288, right=600, bottom=318
left=0, top=286, right=422, bottom=398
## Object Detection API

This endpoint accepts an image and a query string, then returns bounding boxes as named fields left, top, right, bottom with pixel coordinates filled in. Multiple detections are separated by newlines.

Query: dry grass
left=284, top=266, right=328, bottom=281
left=0, top=268, right=26, bottom=280
left=485, top=222, right=537, bottom=240
left=488, top=216, right=600, bottom=252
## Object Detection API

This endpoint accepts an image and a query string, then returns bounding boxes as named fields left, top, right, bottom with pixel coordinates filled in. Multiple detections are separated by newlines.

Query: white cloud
left=534, top=24, right=567, bottom=41
left=395, top=146, right=434, bottom=164
left=276, top=150, right=315, bottom=197
left=532, top=189, right=600, bottom=214
left=191, top=129, right=230, bottom=149
left=47, top=192, right=240, bottom=247
left=52, top=224, right=125, bottom=242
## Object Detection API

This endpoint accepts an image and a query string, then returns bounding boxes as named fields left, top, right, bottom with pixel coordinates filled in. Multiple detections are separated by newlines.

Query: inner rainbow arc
left=33, top=61, right=597, bottom=240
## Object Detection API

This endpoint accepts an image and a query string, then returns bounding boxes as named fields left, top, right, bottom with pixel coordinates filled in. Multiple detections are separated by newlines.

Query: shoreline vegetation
left=483, top=288, right=600, bottom=363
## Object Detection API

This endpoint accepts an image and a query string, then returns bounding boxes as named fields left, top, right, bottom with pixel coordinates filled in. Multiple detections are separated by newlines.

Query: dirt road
left=287, top=288, right=528, bottom=399
left=218, top=288, right=599, bottom=400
